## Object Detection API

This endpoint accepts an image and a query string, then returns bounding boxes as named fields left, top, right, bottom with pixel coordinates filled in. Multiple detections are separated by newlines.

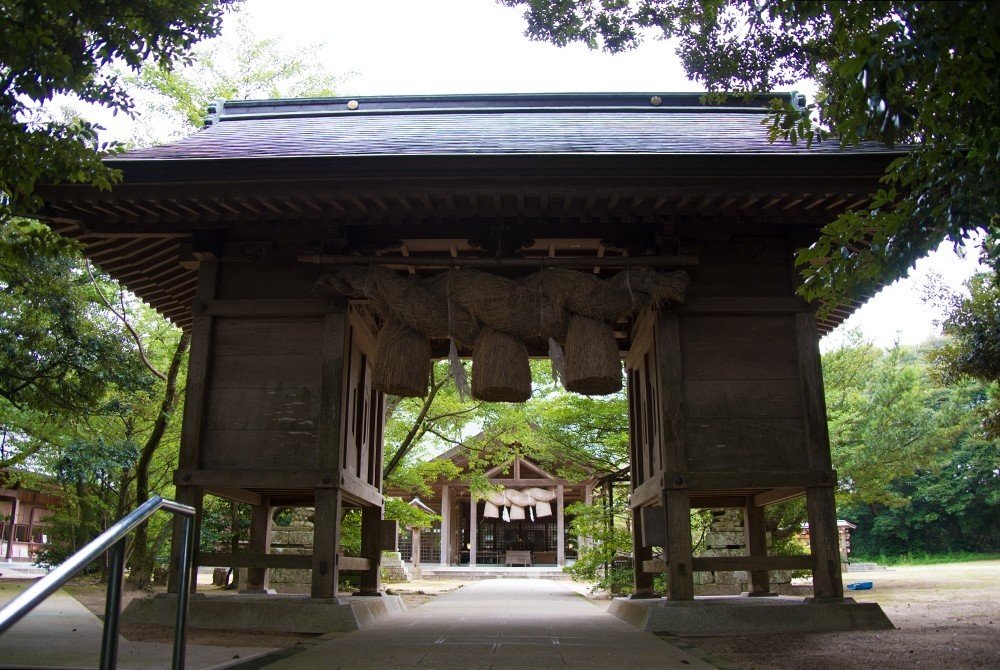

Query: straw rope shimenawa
left=314, top=265, right=689, bottom=400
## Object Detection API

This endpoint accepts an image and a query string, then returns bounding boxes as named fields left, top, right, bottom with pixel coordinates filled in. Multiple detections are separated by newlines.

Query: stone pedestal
left=121, top=593, right=405, bottom=633
left=610, top=595, right=893, bottom=635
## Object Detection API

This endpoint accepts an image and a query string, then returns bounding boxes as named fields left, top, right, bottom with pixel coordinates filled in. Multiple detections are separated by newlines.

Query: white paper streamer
left=502, top=506, right=510, bottom=523
left=449, top=338, right=470, bottom=400
left=548, top=337, right=567, bottom=386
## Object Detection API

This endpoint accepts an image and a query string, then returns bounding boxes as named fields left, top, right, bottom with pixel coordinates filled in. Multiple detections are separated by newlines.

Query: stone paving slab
left=0, top=581, right=274, bottom=669
left=248, top=579, right=726, bottom=669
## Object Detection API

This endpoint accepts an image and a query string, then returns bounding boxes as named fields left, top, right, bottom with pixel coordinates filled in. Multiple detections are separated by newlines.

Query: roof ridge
left=203, top=91, right=803, bottom=127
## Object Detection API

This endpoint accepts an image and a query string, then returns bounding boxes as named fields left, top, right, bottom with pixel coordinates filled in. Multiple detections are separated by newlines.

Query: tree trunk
left=126, top=332, right=191, bottom=589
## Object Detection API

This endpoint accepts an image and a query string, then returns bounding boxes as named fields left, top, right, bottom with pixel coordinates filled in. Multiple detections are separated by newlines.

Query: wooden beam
left=204, top=487, right=262, bottom=506
left=629, top=473, right=663, bottom=509
left=300, top=254, right=698, bottom=269
left=197, top=553, right=313, bottom=569
left=339, top=556, right=372, bottom=572
left=689, top=496, right=749, bottom=509
left=340, top=471, right=383, bottom=507
left=196, top=552, right=372, bottom=572
left=678, top=296, right=812, bottom=315
left=201, top=298, right=345, bottom=317
left=642, top=556, right=813, bottom=573
left=175, top=469, right=338, bottom=490
left=693, top=556, right=813, bottom=572
left=676, top=470, right=835, bottom=490
left=753, top=488, right=804, bottom=507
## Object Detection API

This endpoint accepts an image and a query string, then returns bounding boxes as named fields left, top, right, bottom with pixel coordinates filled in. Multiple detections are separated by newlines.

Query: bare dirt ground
left=683, top=560, right=1000, bottom=669
left=64, top=577, right=460, bottom=648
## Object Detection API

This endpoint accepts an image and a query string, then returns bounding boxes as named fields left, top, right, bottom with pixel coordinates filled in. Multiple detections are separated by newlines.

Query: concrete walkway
left=0, top=581, right=273, bottom=669
left=252, top=579, right=726, bottom=669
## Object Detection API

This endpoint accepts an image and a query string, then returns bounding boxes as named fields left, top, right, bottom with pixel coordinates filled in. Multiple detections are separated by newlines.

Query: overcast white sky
left=125, top=0, right=990, bottom=349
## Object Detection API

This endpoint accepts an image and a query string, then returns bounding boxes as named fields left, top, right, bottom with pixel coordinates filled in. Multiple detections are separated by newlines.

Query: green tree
left=931, top=272, right=1000, bottom=437
left=1, top=0, right=237, bottom=226
left=502, top=0, right=999, bottom=308
left=840, top=378, right=1000, bottom=556
left=823, top=336, right=958, bottom=508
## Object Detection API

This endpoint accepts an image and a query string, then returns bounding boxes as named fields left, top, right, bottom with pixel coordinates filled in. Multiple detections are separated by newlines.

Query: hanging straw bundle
left=563, top=315, right=623, bottom=395
left=483, top=502, right=500, bottom=518
left=372, top=319, right=431, bottom=397
left=471, top=328, right=532, bottom=402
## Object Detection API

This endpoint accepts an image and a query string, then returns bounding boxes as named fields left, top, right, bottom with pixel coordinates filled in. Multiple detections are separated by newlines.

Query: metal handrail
left=0, top=495, right=196, bottom=670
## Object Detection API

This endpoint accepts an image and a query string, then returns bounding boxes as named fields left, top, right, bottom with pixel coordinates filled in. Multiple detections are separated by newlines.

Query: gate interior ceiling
left=33, top=93, right=904, bottom=599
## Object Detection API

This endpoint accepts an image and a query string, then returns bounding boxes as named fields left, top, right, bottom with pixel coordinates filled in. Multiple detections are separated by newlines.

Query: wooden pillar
left=167, top=486, right=203, bottom=594
left=743, top=497, right=771, bottom=595
left=469, top=494, right=477, bottom=567
left=630, top=505, right=656, bottom=598
left=411, top=528, right=421, bottom=568
left=357, top=505, right=383, bottom=595
left=657, top=312, right=694, bottom=601
left=660, top=489, right=694, bottom=600
left=556, top=484, right=565, bottom=566
left=796, top=312, right=844, bottom=599
left=4, top=496, right=18, bottom=560
left=579, top=485, right=592, bottom=552
left=312, top=311, right=348, bottom=598
left=439, top=485, right=450, bottom=566
left=311, top=488, right=342, bottom=598
left=244, top=495, right=272, bottom=592
left=806, top=487, right=844, bottom=599
left=169, top=261, right=217, bottom=594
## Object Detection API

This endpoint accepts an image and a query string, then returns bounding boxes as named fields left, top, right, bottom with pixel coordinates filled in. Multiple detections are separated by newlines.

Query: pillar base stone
left=609, top=594, right=893, bottom=636
left=121, top=592, right=405, bottom=633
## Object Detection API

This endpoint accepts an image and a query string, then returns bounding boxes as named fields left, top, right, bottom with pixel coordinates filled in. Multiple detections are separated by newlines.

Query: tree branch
left=382, top=371, right=449, bottom=481
left=85, top=260, right=166, bottom=381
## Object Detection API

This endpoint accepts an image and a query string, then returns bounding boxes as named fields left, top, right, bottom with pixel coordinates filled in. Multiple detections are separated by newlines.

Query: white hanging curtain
left=535, top=500, right=553, bottom=518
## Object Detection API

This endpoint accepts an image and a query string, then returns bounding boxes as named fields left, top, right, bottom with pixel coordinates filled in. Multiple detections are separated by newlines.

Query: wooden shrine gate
left=30, top=93, right=897, bottom=607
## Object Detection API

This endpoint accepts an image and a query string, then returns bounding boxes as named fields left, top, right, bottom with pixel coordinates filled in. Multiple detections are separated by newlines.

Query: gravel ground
left=682, top=560, right=1000, bottom=669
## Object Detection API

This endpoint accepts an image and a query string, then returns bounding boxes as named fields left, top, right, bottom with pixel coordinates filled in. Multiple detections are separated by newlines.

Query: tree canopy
left=502, top=0, right=999, bottom=311
left=0, top=0, right=236, bottom=226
